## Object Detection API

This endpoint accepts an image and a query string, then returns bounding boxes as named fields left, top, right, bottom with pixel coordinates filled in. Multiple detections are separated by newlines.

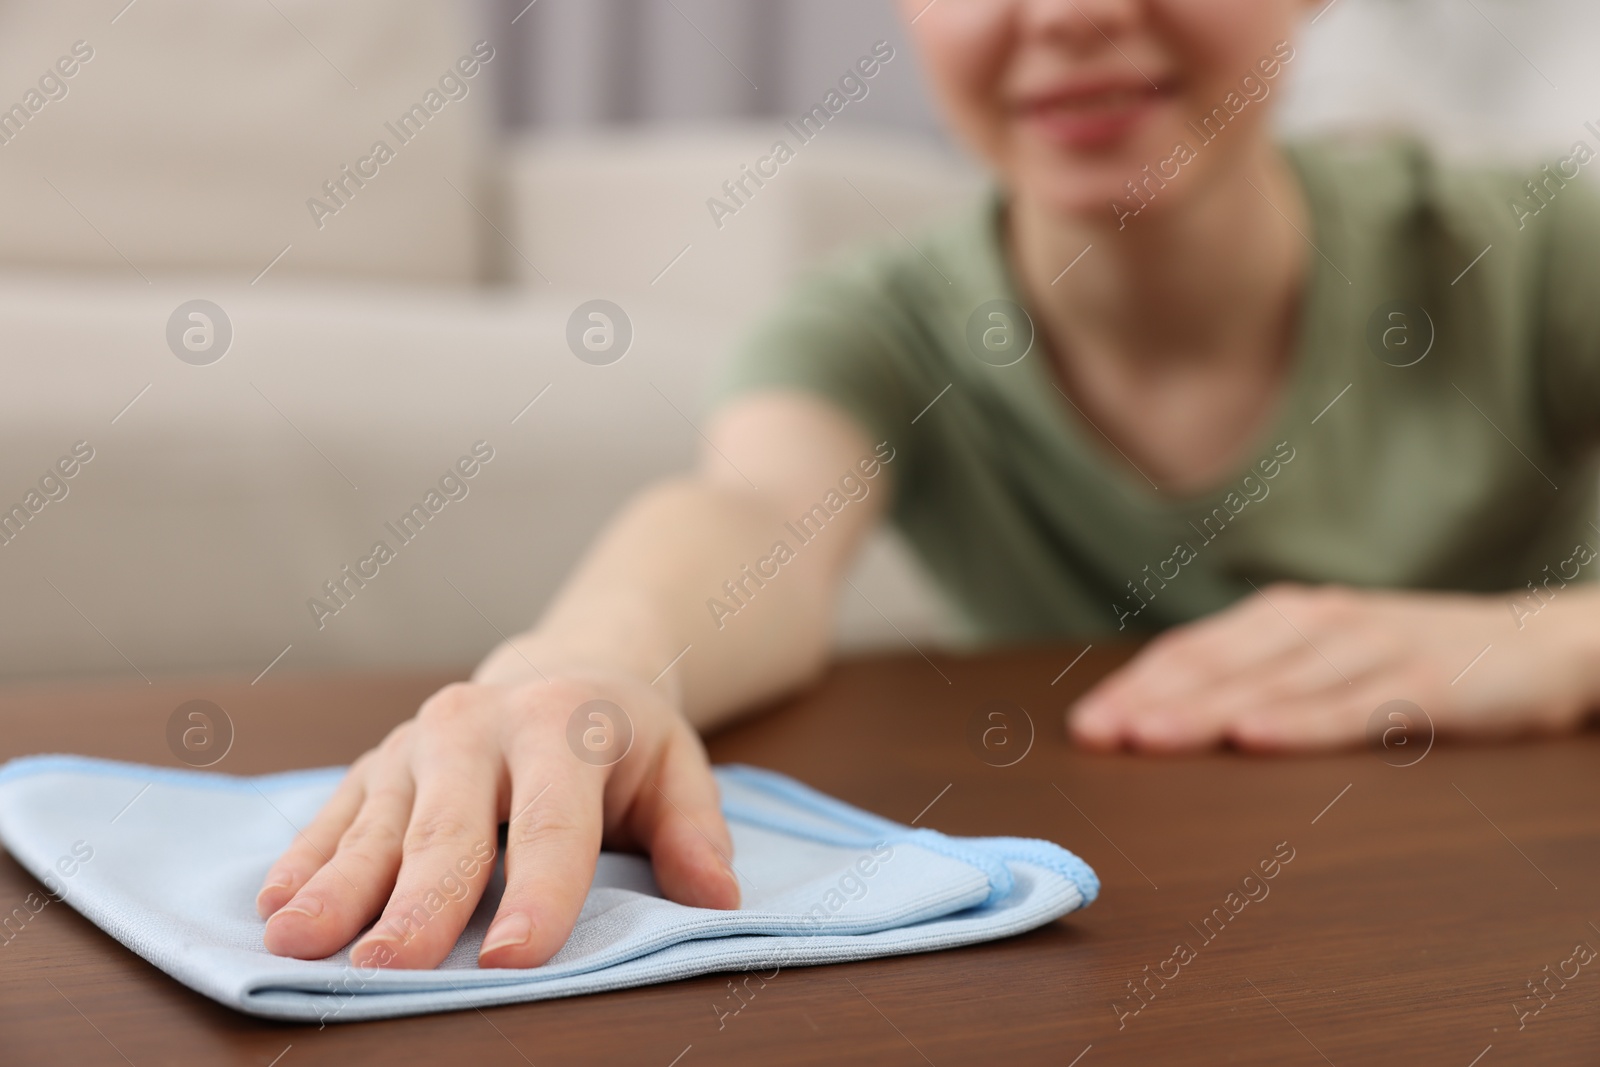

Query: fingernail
left=721, top=861, right=742, bottom=908
left=255, top=878, right=291, bottom=912
left=274, top=894, right=324, bottom=920
left=1138, top=713, right=1179, bottom=740
left=481, top=912, right=532, bottom=955
left=352, top=936, right=398, bottom=969
left=1232, top=717, right=1274, bottom=745
left=1071, top=704, right=1113, bottom=737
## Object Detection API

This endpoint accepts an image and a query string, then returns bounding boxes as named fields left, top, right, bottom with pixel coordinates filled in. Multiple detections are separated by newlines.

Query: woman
left=256, top=0, right=1600, bottom=971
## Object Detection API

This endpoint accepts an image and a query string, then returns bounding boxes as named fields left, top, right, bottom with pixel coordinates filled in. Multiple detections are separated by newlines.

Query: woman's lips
left=1017, top=85, right=1167, bottom=151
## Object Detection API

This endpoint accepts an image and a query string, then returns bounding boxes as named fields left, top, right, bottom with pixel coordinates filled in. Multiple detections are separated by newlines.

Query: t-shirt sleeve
left=705, top=258, right=931, bottom=475
left=1536, top=172, right=1600, bottom=457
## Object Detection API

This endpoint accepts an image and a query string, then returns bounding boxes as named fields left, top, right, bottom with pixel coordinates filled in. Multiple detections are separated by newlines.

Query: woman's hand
left=1068, top=583, right=1600, bottom=752
left=254, top=662, right=740, bottom=969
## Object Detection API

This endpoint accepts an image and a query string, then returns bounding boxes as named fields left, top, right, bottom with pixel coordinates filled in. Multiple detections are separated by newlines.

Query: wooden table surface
left=1, top=642, right=1597, bottom=1066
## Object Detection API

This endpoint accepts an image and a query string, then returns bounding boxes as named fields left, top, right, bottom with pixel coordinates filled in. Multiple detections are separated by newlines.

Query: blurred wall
left=492, top=0, right=941, bottom=138
left=490, top=0, right=1600, bottom=162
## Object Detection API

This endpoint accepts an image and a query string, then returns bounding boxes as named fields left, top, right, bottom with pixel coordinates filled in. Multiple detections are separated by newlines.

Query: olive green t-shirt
left=707, top=138, right=1600, bottom=640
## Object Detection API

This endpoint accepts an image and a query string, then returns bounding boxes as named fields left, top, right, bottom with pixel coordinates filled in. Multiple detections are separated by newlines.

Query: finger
left=478, top=728, right=606, bottom=968
left=1101, top=596, right=1306, bottom=703
left=262, top=762, right=414, bottom=960
left=257, top=762, right=367, bottom=918
left=351, top=720, right=502, bottom=969
left=635, top=730, right=740, bottom=911
left=1070, top=639, right=1239, bottom=747
left=1070, top=599, right=1312, bottom=746
left=1226, top=686, right=1391, bottom=751
left=1118, top=648, right=1347, bottom=751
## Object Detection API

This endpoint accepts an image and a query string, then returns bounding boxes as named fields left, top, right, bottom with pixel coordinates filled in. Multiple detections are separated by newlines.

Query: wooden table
left=1, top=643, right=1597, bottom=1066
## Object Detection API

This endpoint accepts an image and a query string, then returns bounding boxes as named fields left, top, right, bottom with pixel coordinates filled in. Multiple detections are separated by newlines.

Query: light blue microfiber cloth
left=0, top=754, right=1097, bottom=1022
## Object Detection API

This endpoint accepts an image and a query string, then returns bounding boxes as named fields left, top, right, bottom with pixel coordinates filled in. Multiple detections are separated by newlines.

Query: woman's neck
left=1008, top=142, right=1309, bottom=374
left=1004, top=142, right=1313, bottom=492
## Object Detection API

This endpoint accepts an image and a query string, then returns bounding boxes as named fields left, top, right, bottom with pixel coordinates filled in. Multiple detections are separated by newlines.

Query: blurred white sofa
left=0, top=1, right=978, bottom=681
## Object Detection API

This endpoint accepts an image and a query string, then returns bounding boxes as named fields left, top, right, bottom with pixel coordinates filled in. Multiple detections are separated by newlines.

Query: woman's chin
left=1009, top=172, right=1148, bottom=229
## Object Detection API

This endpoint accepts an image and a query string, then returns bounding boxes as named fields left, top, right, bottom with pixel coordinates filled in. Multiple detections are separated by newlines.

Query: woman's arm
left=256, top=391, right=887, bottom=970
left=478, top=391, right=891, bottom=727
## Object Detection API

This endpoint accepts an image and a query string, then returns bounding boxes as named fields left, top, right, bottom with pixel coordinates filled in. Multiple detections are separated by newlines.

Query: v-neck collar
left=952, top=143, right=1342, bottom=519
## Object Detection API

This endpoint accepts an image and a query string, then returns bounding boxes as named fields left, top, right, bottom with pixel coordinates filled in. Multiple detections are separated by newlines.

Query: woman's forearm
left=476, top=477, right=837, bottom=725
left=475, top=394, right=888, bottom=728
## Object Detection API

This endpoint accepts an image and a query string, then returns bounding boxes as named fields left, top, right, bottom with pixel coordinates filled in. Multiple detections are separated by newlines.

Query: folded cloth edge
left=716, top=763, right=1099, bottom=905
left=0, top=753, right=1100, bottom=1022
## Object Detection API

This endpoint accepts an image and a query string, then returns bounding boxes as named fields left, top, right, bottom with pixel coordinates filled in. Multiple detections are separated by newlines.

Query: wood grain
left=0, top=643, right=1595, bottom=1066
